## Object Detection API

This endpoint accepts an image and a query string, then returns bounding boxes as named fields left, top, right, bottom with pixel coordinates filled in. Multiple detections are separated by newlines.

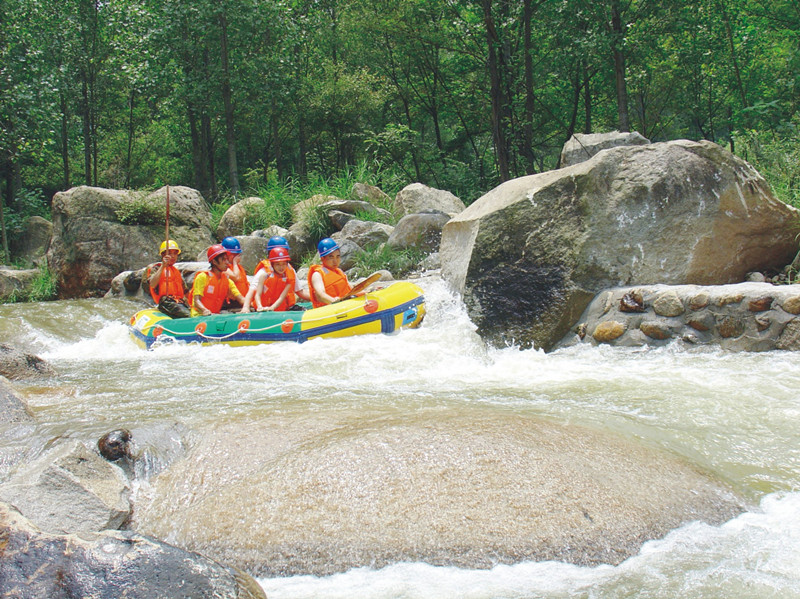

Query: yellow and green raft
left=128, top=281, right=425, bottom=349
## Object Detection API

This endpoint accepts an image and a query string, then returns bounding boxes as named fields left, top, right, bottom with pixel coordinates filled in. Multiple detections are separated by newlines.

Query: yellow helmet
left=159, top=240, right=181, bottom=255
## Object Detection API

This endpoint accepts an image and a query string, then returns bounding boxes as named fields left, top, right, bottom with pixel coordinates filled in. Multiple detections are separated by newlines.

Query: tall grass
left=215, top=160, right=407, bottom=235
left=734, top=125, right=800, bottom=209
left=1, top=264, right=58, bottom=303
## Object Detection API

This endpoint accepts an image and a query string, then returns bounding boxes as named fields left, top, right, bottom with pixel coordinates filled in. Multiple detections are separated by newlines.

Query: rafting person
left=221, top=236, right=249, bottom=309
left=253, top=235, right=311, bottom=302
left=308, top=238, right=352, bottom=308
left=191, top=244, right=246, bottom=317
left=146, top=240, right=191, bottom=318
left=242, top=246, right=297, bottom=312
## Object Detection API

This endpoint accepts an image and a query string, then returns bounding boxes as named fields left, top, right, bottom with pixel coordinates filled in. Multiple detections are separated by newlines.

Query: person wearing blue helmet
left=221, top=236, right=249, bottom=305
left=308, top=237, right=352, bottom=308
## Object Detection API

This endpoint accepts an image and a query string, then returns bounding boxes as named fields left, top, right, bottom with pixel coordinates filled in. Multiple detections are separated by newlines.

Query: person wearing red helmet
left=252, top=236, right=311, bottom=303
left=308, top=238, right=352, bottom=308
left=190, top=244, right=246, bottom=317
left=243, top=246, right=297, bottom=312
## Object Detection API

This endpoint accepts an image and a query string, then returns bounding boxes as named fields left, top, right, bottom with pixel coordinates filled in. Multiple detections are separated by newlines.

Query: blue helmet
left=221, top=236, right=242, bottom=254
left=267, top=235, right=290, bottom=251
left=317, top=237, right=340, bottom=258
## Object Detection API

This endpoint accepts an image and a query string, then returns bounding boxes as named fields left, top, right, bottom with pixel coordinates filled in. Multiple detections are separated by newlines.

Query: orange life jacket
left=195, top=270, right=232, bottom=314
left=308, top=264, right=350, bottom=308
left=255, top=260, right=298, bottom=306
left=259, top=268, right=296, bottom=311
left=147, top=264, right=186, bottom=304
left=228, top=263, right=250, bottom=297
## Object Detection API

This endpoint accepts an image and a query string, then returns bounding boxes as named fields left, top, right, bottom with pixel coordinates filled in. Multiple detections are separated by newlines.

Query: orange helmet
left=268, top=247, right=291, bottom=263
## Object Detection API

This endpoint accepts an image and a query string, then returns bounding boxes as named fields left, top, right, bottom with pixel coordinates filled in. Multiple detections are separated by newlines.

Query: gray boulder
left=215, top=197, right=265, bottom=239
left=47, top=186, right=214, bottom=298
left=9, top=215, right=52, bottom=267
left=0, top=344, right=56, bottom=380
left=387, top=210, right=451, bottom=253
left=560, top=130, right=651, bottom=167
left=440, top=139, right=800, bottom=350
left=0, top=268, right=40, bottom=302
left=333, top=219, right=394, bottom=249
left=0, top=502, right=266, bottom=599
left=395, top=183, right=466, bottom=217
left=0, top=376, right=33, bottom=423
left=350, top=182, right=391, bottom=204
left=0, top=440, right=131, bottom=534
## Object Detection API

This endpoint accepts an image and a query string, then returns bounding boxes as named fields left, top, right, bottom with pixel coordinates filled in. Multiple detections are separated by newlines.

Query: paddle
left=346, top=272, right=383, bottom=298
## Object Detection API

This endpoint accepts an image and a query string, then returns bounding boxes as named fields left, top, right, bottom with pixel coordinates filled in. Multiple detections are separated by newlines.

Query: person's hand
left=331, top=296, right=340, bottom=303
left=240, top=306, right=250, bottom=314
left=202, top=308, right=212, bottom=316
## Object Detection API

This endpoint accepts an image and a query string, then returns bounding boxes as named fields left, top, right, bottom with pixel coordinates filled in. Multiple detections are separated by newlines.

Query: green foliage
left=3, top=189, right=50, bottom=239
left=1, top=264, right=58, bottom=304
left=734, top=124, right=800, bottom=209
left=114, top=196, right=166, bottom=225
left=303, top=203, right=336, bottom=243
left=348, top=244, right=426, bottom=280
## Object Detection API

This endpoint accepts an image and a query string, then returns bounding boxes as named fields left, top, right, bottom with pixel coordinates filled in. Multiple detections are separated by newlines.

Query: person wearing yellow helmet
left=145, top=239, right=191, bottom=318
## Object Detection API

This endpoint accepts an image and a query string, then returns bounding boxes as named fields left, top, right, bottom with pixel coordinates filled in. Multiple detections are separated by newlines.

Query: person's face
left=212, top=254, right=230, bottom=270
left=272, top=260, right=288, bottom=274
left=322, top=249, right=341, bottom=268
left=161, top=249, right=179, bottom=265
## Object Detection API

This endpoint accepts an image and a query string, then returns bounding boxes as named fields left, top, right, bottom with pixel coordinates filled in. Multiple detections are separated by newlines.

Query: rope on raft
left=154, top=294, right=375, bottom=341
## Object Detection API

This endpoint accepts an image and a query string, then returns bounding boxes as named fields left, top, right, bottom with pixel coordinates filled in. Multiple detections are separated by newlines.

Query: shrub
left=348, top=244, right=425, bottom=280
left=115, top=196, right=166, bottom=225
left=1, top=264, right=58, bottom=303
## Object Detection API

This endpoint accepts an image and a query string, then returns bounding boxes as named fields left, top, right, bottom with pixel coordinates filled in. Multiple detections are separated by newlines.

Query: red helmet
left=207, top=244, right=229, bottom=262
left=268, top=247, right=290, bottom=262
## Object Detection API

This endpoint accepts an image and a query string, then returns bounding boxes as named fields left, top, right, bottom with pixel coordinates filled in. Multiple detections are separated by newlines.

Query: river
left=1, top=275, right=798, bottom=598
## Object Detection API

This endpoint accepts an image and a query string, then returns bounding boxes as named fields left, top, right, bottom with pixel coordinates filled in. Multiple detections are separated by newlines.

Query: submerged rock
left=0, top=343, right=56, bottom=380
left=133, top=408, right=744, bottom=576
left=0, top=503, right=266, bottom=599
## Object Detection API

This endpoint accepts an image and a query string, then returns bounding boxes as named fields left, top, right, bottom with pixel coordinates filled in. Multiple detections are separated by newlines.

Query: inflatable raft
left=128, top=281, right=425, bottom=349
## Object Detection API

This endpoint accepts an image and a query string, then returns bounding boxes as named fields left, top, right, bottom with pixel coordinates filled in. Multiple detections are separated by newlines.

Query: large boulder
left=9, top=215, right=52, bottom=267
left=332, top=219, right=394, bottom=249
left=395, top=183, right=465, bottom=217
left=440, top=140, right=800, bottom=350
left=47, top=186, right=214, bottom=298
left=0, top=440, right=131, bottom=534
left=0, top=503, right=266, bottom=599
left=215, top=197, right=265, bottom=239
left=560, top=130, right=651, bottom=167
left=350, top=182, right=392, bottom=205
left=387, top=210, right=451, bottom=253
left=132, top=408, right=743, bottom=576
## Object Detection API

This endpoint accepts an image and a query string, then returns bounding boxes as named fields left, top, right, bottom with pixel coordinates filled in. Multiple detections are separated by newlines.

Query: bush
left=734, top=125, right=800, bottom=209
left=115, top=196, right=166, bottom=225
left=348, top=244, right=425, bottom=280
left=1, top=264, right=58, bottom=304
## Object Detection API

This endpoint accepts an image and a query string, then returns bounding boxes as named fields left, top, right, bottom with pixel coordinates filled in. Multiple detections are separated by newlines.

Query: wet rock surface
left=0, top=503, right=266, bottom=599
left=133, top=408, right=745, bottom=576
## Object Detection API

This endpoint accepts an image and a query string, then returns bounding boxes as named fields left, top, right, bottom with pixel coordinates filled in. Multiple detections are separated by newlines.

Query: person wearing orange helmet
left=145, top=239, right=191, bottom=318
left=190, top=244, right=246, bottom=317
left=242, top=246, right=298, bottom=312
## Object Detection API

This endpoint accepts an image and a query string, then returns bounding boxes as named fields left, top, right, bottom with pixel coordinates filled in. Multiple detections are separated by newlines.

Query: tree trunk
left=610, top=0, right=630, bottom=132
left=583, top=62, right=592, bottom=133
left=125, top=89, right=135, bottom=187
left=522, top=0, right=536, bottom=174
left=81, top=77, right=92, bottom=184
left=60, top=93, right=71, bottom=189
left=481, top=0, right=510, bottom=181
left=219, top=11, right=240, bottom=195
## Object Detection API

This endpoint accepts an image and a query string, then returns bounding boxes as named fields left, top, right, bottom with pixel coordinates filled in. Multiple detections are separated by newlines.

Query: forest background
left=1, top=0, right=800, bottom=262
